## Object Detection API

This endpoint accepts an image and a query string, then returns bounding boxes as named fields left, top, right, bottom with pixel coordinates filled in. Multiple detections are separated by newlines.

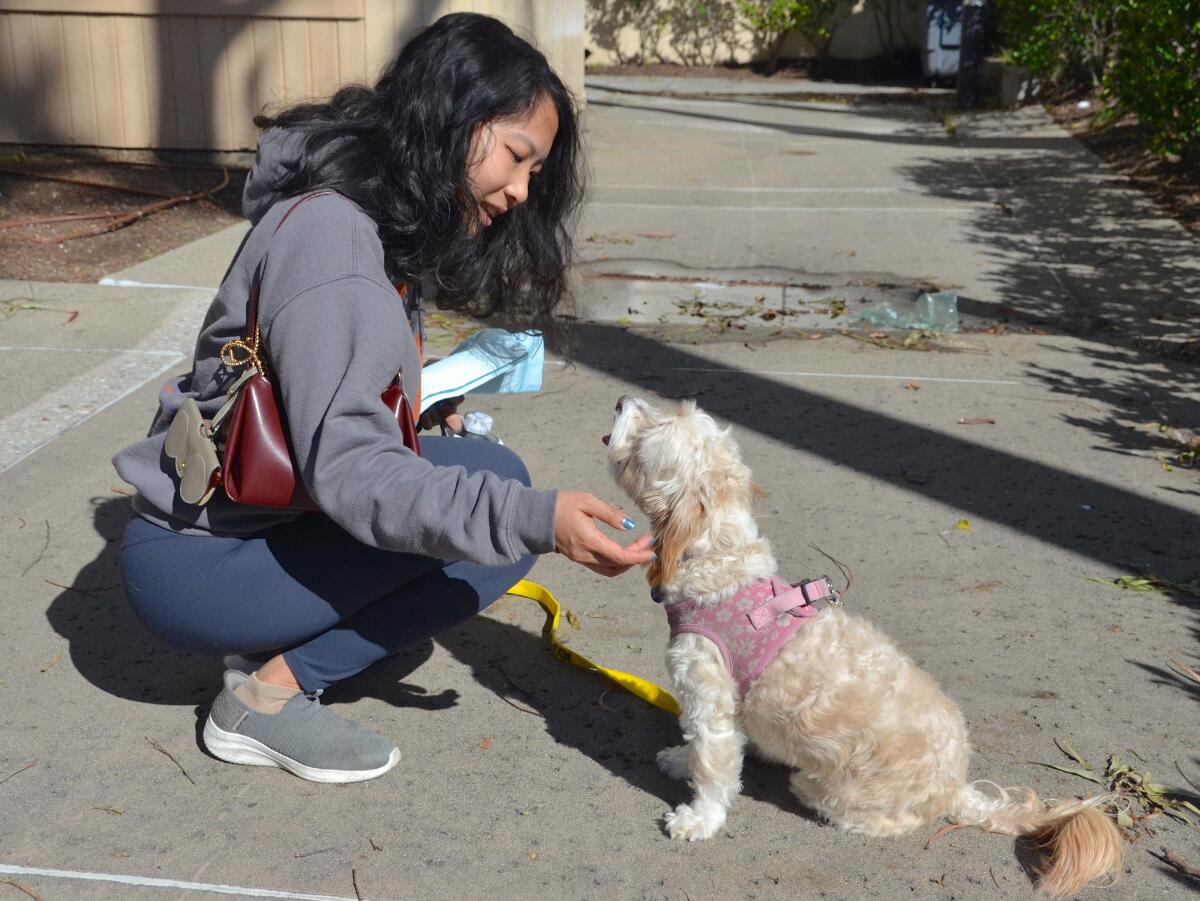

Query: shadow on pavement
left=43, top=496, right=224, bottom=707
left=434, top=612, right=819, bottom=819
left=570, top=324, right=1200, bottom=648
left=897, top=151, right=1200, bottom=338
left=589, top=96, right=1077, bottom=152
left=58, top=318, right=1198, bottom=777
left=1022, top=342, right=1200, bottom=463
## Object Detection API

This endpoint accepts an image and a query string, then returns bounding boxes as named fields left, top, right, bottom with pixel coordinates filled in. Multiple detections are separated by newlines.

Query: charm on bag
left=162, top=364, right=258, bottom=507
left=163, top=396, right=222, bottom=505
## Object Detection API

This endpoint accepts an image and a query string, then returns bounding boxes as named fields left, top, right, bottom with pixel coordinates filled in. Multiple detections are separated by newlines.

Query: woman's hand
left=554, top=490, right=655, bottom=577
left=419, top=396, right=465, bottom=433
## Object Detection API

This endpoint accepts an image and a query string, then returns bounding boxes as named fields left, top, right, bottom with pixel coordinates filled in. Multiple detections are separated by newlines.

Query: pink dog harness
left=665, top=576, right=837, bottom=696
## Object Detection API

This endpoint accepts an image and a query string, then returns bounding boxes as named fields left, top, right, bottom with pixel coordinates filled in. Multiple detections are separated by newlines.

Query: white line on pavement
left=97, top=277, right=215, bottom=291
left=0, top=864, right=365, bottom=901
left=597, top=185, right=904, bottom=194
left=641, top=367, right=1021, bottom=386
left=0, top=345, right=182, bottom=356
left=589, top=202, right=981, bottom=213
left=0, top=290, right=211, bottom=475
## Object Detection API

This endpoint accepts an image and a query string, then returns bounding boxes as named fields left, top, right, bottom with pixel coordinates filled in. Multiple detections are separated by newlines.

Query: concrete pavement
left=579, top=77, right=1200, bottom=339
left=1, top=76, right=1198, bottom=900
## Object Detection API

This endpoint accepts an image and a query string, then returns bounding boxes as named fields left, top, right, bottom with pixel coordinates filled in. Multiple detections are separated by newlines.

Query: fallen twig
left=500, top=694, right=543, bottom=717
left=807, top=543, right=854, bottom=597
left=19, top=520, right=50, bottom=577
left=351, top=868, right=363, bottom=901
left=495, top=654, right=544, bottom=718
left=0, top=209, right=141, bottom=231
left=1177, top=762, right=1200, bottom=794
left=44, top=579, right=113, bottom=596
left=4, top=169, right=229, bottom=245
left=1167, top=658, right=1200, bottom=686
left=147, top=737, right=196, bottom=786
left=836, top=328, right=931, bottom=352
left=988, top=867, right=1000, bottom=888
left=924, top=822, right=968, bottom=849
left=0, top=760, right=36, bottom=787
left=1151, top=847, right=1200, bottom=880
left=294, top=847, right=336, bottom=859
left=0, top=879, right=41, bottom=901
left=0, top=167, right=174, bottom=198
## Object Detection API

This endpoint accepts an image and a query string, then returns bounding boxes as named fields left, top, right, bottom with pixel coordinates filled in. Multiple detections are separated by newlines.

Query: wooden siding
left=0, top=0, right=583, bottom=150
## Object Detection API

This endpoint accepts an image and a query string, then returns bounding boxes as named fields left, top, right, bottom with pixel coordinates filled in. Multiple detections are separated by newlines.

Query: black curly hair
left=254, top=12, right=583, bottom=351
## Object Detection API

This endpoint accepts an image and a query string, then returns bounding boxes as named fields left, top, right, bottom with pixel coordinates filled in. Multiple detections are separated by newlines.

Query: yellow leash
left=506, top=579, right=680, bottom=716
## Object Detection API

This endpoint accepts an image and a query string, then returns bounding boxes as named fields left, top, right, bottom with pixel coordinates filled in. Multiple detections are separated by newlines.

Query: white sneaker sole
left=202, top=716, right=401, bottom=784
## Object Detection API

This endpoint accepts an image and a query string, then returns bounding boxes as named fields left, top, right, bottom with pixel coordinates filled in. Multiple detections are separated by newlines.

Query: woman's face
left=468, top=94, right=559, bottom=230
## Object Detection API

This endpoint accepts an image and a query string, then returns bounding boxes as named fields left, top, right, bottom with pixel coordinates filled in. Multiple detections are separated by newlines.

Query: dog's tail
left=953, top=782, right=1122, bottom=897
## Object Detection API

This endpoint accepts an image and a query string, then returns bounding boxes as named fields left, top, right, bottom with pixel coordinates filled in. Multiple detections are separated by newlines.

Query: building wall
left=0, top=0, right=584, bottom=151
left=585, top=0, right=923, bottom=67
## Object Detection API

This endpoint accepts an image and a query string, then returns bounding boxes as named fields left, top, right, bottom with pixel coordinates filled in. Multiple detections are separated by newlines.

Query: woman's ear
left=646, top=487, right=703, bottom=588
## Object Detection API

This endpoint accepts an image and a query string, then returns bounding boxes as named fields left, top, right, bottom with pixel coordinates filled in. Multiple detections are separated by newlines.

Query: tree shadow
left=894, top=113, right=1200, bottom=574
left=1019, top=343, right=1200, bottom=466
left=896, top=143, right=1200, bottom=339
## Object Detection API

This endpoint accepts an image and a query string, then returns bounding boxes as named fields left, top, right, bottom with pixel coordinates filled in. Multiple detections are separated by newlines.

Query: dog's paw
left=656, top=745, right=691, bottom=781
left=663, top=802, right=724, bottom=841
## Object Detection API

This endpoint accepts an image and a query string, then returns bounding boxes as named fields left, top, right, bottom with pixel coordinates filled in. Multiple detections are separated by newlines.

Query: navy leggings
left=119, top=437, right=536, bottom=691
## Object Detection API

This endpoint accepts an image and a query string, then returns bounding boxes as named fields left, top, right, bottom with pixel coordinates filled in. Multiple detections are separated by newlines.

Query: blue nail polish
left=622, top=517, right=635, bottom=530
left=649, top=552, right=657, bottom=560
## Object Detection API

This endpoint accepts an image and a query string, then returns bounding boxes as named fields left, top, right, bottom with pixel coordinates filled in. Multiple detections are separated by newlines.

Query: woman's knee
left=422, top=436, right=532, bottom=486
left=485, top=442, right=532, bottom=487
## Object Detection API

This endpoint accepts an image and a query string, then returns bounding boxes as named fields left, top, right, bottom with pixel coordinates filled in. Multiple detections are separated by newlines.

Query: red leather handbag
left=212, top=192, right=420, bottom=510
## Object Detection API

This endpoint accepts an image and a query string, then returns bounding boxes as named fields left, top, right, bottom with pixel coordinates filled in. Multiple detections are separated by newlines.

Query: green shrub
left=1110, top=1, right=1200, bottom=157
left=738, top=0, right=842, bottom=71
left=997, top=0, right=1200, bottom=159
left=995, top=0, right=1120, bottom=86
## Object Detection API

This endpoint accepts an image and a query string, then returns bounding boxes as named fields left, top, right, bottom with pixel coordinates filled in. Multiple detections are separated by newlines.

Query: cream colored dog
left=606, top=396, right=1121, bottom=898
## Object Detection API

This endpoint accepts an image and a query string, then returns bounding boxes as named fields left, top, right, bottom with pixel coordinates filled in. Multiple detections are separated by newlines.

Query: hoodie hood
left=241, top=127, right=310, bottom=225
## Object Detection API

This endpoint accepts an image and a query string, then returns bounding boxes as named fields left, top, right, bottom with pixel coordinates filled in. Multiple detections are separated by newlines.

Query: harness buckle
left=800, top=575, right=842, bottom=607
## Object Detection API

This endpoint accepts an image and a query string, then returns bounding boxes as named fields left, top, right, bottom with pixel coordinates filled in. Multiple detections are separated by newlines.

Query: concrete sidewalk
left=580, top=77, right=1200, bottom=340
left=1, top=77, right=1199, bottom=901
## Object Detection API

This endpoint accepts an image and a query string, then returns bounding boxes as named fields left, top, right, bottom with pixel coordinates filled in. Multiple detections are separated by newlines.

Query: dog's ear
left=647, top=487, right=703, bottom=588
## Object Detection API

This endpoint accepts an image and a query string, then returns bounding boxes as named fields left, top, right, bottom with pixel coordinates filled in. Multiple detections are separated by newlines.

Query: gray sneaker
left=202, top=671, right=401, bottom=783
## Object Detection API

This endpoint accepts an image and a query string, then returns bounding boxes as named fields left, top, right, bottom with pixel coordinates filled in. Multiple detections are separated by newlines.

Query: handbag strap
left=246, top=190, right=340, bottom=339
left=220, top=191, right=340, bottom=377
left=221, top=190, right=415, bottom=414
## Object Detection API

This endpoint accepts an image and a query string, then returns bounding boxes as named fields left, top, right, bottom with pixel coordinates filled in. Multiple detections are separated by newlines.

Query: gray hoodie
left=112, top=129, right=557, bottom=566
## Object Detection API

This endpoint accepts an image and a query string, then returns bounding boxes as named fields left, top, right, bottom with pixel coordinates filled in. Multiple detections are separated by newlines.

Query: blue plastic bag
left=419, top=329, right=544, bottom=413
